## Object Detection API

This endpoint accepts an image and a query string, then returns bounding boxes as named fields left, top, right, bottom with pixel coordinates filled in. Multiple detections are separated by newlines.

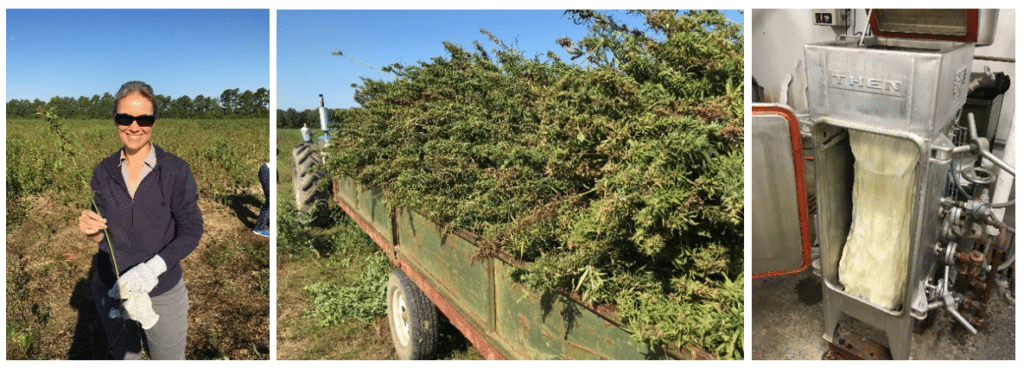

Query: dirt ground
left=6, top=192, right=270, bottom=360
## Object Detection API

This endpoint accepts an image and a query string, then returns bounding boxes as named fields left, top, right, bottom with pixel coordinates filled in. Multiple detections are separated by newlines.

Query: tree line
left=6, top=88, right=269, bottom=119
left=276, top=107, right=350, bottom=129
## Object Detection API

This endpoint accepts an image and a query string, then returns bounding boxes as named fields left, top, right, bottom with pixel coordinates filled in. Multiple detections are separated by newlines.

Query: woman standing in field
left=77, top=81, right=204, bottom=360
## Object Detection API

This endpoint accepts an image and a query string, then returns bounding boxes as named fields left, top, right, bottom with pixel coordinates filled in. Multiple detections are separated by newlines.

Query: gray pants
left=93, top=278, right=189, bottom=360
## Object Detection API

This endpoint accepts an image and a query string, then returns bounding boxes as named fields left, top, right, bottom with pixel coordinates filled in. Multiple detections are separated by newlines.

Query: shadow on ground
left=67, top=259, right=110, bottom=359
left=216, top=193, right=264, bottom=229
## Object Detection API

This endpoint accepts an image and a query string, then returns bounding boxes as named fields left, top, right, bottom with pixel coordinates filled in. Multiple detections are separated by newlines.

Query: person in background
left=253, top=162, right=270, bottom=237
left=77, top=81, right=203, bottom=360
left=301, top=123, right=312, bottom=144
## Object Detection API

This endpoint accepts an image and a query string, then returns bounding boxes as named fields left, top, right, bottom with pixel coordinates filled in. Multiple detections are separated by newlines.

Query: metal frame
left=811, top=118, right=952, bottom=360
left=752, top=104, right=813, bottom=278
left=805, top=33, right=974, bottom=359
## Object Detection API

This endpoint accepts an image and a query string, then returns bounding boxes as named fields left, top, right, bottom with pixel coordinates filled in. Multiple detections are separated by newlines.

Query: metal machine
left=753, top=9, right=1014, bottom=359
left=317, top=94, right=332, bottom=145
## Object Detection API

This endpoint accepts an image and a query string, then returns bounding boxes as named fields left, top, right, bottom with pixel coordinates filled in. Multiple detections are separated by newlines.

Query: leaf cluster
left=302, top=251, right=391, bottom=326
left=325, top=10, right=743, bottom=358
left=5, top=108, right=93, bottom=207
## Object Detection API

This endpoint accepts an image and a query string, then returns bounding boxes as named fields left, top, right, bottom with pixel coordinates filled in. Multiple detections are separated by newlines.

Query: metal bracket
left=824, top=325, right=893, bottom=360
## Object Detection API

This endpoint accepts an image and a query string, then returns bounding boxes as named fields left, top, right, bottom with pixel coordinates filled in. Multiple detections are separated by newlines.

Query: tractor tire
left=386, top=269, right=439, bottom=360
left=291, top=143, right=328, bottom=226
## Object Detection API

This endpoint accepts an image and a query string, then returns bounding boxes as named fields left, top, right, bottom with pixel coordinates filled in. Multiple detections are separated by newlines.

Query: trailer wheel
left=387, top=269, right=438, bottom=360
left=290, top=143, right=328, bottom=226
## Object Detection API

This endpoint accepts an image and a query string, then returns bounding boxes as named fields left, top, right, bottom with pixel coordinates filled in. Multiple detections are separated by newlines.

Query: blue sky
left=5, top=9, right=269, bottom=102
left=277, top=10, right=742, bottom=111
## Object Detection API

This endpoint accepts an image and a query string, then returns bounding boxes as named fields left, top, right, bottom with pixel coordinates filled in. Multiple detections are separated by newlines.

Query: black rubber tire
left=291, top=143, right=329, bottom=226
left=291, top=144, right=317, bottom=209
left=291, top=145, right=304, bottom=194
left=386, top=269, right=439, bottom=360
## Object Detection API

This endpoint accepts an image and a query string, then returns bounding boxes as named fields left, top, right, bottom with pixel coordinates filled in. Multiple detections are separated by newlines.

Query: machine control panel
left=814, top=9, right=850, bottom=27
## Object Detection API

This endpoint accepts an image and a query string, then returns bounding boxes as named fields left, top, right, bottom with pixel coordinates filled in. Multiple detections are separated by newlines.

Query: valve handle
left=967, top=113, right=1015, bottom=177
left=943, top=292, right=979, bottom=335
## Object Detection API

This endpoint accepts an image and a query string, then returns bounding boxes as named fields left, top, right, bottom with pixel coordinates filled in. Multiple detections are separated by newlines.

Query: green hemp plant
left=326, top=10, right=743, bottom=358
left=91, top=195, right=120, bottom=278
left=91, top=193, right=136, bottom=355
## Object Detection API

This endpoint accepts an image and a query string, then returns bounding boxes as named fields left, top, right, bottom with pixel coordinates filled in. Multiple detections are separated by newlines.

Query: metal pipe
left=928, top=266, right=951, bottom=311
left=968, top=66, right=995, bottom=93
left=987, top=211, right=1015, bottom=233
left=984, top=209, right=1014, bottom=271
left=979, top=151, right=1016, bottom=177
left=951, top=144, right=974, bottom=154
left=998, top=246, right=1015, bottom=272
left=859, top=9, right=873, bottom=47
left=968, top=113, right=1016, bottom=176
left=968, top=112, right=981, bottom=139
left=991, top=199, right=1015, bottom=208
left=982, top=222, right=1009, bottom=304
left=990, top=119, right=1014, bottom=229
left=974, top=55, right=1015, bottom=63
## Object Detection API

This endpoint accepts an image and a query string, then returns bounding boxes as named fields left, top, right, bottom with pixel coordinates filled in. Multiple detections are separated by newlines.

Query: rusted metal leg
left=823, top=325, right=893, bottom=360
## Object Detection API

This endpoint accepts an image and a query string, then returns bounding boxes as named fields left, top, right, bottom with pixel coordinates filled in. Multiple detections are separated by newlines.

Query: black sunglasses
left=114, top=113, right=156, bottom=127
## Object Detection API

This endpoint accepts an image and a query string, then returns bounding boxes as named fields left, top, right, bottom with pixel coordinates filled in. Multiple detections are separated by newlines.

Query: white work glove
left=122, top=290, right=160, bottom=329
left=109, top=255, right=167, bottom=298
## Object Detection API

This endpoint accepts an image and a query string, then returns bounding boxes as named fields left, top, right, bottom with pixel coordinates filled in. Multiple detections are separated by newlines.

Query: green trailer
left=331, top=177, right=715, bottom=360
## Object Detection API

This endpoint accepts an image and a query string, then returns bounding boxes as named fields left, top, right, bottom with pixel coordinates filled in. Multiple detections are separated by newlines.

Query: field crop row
left=6, top=118, right=269, bottom=215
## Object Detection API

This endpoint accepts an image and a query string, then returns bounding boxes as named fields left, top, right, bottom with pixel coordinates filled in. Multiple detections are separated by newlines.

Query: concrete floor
left=751, top=267, right=1016, bottom=360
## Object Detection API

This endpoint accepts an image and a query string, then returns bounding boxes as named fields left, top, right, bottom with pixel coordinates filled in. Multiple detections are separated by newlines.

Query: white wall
left=752, top=9, right=1015, bottom=144
left=752, top=9, right=857, bottom=105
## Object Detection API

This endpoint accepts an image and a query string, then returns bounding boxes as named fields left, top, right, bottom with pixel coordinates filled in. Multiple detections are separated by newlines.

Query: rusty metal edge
left=827, top=325, right=893, bottom=360
left=332, top=181, right=509, bottom=360
left=332, top=178, right=717, bottom=360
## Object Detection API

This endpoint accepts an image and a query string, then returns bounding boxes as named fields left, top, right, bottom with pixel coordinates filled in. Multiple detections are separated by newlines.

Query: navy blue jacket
left=90, top=145, right=204, bottom=297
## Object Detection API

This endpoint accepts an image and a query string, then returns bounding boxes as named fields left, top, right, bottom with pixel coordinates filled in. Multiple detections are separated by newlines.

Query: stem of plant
left=91, top=196, right=121, bottom=278
left=91, top=196, right=134, bottom=339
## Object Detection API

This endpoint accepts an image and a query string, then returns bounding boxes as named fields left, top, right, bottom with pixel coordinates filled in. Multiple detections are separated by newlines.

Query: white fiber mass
left=838, top=131, right=919, bottom=310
